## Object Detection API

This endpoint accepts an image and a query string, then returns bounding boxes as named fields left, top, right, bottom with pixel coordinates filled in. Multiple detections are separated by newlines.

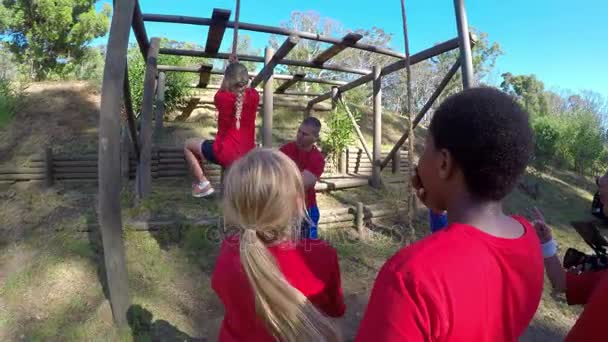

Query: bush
left=320, top=102, right=361, bottom=169
left=0, top=77, right=19, bottom=129
left=127, top=47, right=195, bottom=115
left=531, top=111, right=605, bottom=175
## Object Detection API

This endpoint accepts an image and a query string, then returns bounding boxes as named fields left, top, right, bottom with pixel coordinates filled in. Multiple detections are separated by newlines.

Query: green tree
left=500, top=73, right=548, bottom=115
left=0, top=0, right=111, bottom=80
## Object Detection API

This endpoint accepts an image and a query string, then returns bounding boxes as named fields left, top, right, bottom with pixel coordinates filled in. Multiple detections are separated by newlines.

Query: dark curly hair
left=429, top=87, right=533, bottom=201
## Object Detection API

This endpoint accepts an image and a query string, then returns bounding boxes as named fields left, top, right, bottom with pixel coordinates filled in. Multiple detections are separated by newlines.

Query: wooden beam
left=205, top=9, right=231, bottom=54
left=371, top=65, right=382, bottom=189
left=175, top=97, right=200, bottom=121
left=197, top=65, right=213, bottom=88
left=251, top=35, right=300, bottom=88
left=159, top=48, right=370, bottom=75
left=312, top=33, right=363, bottom=65
left=275, top=73, right=305, bottom=93
left=308, top=37, right=462, bottom=106
left=131, top=1, right=150, bottom=58
left=154, top=72, right=166, bottom=142
left=97, top=0, right=134, bottom=327
left=380, top=59, right=461, bottom=170
left=136, top=37, right=161, bottom=199
left=143, top=13, right=407, bottom=59
left=122, top=68, right=139, bottom=160
left=158, top=65, right=346, bottom=86
left=262, top=47, right=274, bottom=147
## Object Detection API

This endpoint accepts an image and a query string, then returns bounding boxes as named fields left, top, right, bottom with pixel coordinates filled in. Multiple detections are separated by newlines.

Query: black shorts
left=201, top=140, right=220, bottom=165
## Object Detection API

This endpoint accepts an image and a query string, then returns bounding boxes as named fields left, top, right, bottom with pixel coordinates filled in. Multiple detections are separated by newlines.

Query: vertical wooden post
left=339, top=149, right=347, bottom=175
left=356, top=202, right=364, bottom=239
left=153, top=71, right=166, bottom=143
left=137, top=37, right=161, bottom=199
left=331, top=86, right=339, bottom=109
left=97, top=0, right=135, bottom=327
left=121, top=127, right=130, bottom=185
left=44, top=147, right=53, bottom=188
left=392, top=149, right=401, bottom=174
left=371, top=65, right=383, bottom=189
left=454, top=0, right=474, bottom=88
left=262, top=47, right=274, bottom=147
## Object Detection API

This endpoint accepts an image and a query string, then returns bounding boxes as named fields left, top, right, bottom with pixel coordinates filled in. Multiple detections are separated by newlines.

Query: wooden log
left=0, top=167, right=45, bottom=174
left=137, top=37, right=161, bottom=199
left=318, top=214, right=354, bottom=225
left=380, top=59, right=461, bottom=169
left=159, top=48, right=369, bottom=75
left=54, top=160, right=98, bottom=167
left=251, top=36, right=299, bottom=88
left=143, top=13, right=408, bottom=60
left=392, top=150, right=401, bottom=175
left=121, top=127, right=130, bottom=184
left=44, top=148, right=54, bottom=188
left=275, top=73, right=305, bottom=93
left=312, top=33, right=363, bottom=65
left=175, top=97, right=200, bottom=121
left=308, top=37, right=461, bottom=106
left=154, top=72, right=167, bottom=142
left=262, top=47, right=274, bottom=147
left=356, top=202, right=364, bottom=238
left=55, top=173, right=100, bottom=180
left=132, top=1, right=150, bottom=58
left=371, top=65, right=382, bottom=189
left=0, top=174, right=46, bottom=181
left=339, top=149, right=347, bottom=175
left=55, top=167, right=99, bottom=174
left=197, top=65, right=213, bottom=88
left=97, top=0, right=134, bottom=326
left=205, top=9, right=231, bottom=54
left=123, top=67, right=140, bottom=159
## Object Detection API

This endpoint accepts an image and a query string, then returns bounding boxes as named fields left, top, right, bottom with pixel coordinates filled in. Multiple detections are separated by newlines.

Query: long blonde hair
left=221, top=62, right=250, bottom=129
left=223, top=149, right=341, bottom=342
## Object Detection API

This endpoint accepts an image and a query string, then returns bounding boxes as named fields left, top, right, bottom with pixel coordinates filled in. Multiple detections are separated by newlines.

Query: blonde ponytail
left=221, top=62, right=250, bottom=130
left=224, top=149, right=341, bottom=342
left=234, top=85, right=246, bottom=130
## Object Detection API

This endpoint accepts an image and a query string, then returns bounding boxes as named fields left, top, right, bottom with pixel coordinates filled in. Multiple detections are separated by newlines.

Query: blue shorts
left=429, top=210, right=448, bottom=233
left=201, top=140, right=219, bottom=165
left=302, top=205, right=320, bottom=239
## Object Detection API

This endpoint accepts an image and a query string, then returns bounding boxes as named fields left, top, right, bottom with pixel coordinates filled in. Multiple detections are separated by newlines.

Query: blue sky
left=96, top=0, right=608, bottom=97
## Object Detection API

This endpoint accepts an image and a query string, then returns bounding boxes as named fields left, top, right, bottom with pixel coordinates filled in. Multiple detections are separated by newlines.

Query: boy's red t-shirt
left=565, top=269, right=608, bottom=341
left=211, top=236, right=346, bottom=341
left=279, top=142, right=325, bottom=208
left=356, top=216, right=544, bottom=342
left=212, top=88, right=260, bottom=168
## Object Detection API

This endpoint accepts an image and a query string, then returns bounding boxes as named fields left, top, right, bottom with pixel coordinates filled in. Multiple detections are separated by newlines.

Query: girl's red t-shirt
left=212, top=88, right=260, bottom=168
left=211, top=236, right=346, bottom=341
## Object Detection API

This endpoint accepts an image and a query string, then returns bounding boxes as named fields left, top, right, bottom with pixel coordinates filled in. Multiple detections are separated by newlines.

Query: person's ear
left=438, top=148, right=455, bottom=180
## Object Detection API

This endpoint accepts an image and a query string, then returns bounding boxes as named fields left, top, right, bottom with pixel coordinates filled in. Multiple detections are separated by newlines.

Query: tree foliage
left=0, top=0, right=111, bottom=80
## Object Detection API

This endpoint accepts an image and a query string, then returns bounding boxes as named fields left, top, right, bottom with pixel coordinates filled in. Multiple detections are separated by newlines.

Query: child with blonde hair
left=184, top=62, right=259, bottom=198
left=212, top=148, right=345, bottom=341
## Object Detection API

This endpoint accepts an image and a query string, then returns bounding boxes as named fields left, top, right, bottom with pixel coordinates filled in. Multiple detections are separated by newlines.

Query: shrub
left=0, top=77, right=19, bottom=129
left=320, top=102, right=361, bottom=169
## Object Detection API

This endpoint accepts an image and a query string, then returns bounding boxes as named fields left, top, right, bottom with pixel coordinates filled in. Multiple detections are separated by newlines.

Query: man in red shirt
left=280, top=117, right=325, bottom=239
left=534, top=176, right=608, bottom=341
left=356, top=88, right=544, bottom=341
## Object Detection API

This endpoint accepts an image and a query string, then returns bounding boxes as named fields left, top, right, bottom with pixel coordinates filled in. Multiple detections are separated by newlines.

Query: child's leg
left=184, top=138, right=215, bottom=197
left=184, top=138, right=207, bottom=182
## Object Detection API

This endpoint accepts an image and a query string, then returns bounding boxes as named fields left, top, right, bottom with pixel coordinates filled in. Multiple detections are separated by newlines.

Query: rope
left=400, top=0, right=416, bottom=244
left=231, top=0, right=241, bottom=61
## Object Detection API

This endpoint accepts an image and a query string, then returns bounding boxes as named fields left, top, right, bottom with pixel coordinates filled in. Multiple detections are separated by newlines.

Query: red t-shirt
left=211, top=236, right=346, bottom=341
left=279, top=142, right=325, bottom=208
left=565, top=269, right=608, bottom=341
left=356, top=216, right=544, bottom=342
left=212, top=88, right=260, bottom=168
